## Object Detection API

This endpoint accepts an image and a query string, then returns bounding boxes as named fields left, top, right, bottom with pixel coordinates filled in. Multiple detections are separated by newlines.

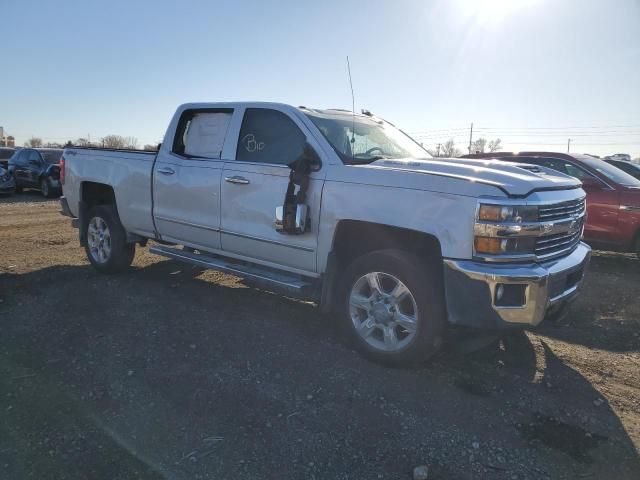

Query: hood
left=366, top=157, right=582, bottom=197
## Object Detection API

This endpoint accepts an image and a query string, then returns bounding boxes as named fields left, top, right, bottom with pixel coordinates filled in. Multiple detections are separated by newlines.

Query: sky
left=2, top=0, right=639, bottom=158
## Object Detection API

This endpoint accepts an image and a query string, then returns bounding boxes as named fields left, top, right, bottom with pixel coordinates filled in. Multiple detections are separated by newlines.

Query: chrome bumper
left=443, top=242, right=591, bottom=328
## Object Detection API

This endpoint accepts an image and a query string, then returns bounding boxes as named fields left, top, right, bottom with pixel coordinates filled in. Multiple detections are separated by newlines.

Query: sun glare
left=455, top=0, right=542, bottom=27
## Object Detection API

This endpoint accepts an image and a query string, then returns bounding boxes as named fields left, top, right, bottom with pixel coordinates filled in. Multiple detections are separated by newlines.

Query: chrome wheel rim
left=87, top=217, right=111, bottom=264
left=349, top=272, right=418, bottom=352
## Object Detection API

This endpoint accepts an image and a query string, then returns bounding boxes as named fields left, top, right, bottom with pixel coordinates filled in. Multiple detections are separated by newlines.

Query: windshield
left=39, top=149, right=63, bottom=164
left=581, top=156, right=640, bottom=186
left=305, top=111, right=431, bottom=164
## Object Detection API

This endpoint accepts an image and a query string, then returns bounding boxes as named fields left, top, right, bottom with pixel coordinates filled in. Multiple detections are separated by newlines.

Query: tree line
left=24, top=135, right=159, bottom=151
left=426, top=137, right=502, bottom=157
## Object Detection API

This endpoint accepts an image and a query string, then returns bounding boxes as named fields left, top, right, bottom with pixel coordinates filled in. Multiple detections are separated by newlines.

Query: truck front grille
left=535, top=228, right=582, bottom=259
left=538, top=198, right=586, bottom=221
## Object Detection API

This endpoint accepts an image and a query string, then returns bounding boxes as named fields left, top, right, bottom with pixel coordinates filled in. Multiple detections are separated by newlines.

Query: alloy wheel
left=349, top=272, right=418, bottom=352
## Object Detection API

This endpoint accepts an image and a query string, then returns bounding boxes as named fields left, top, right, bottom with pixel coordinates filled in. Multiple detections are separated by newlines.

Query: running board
left=149, top=245, right=316, bottom=297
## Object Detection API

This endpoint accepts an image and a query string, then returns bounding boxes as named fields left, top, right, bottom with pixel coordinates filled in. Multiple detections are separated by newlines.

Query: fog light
left=495, top=284, right=527, bottom=307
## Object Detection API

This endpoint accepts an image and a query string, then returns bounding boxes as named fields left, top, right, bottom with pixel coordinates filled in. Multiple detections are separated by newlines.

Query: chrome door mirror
left=275, top=204, right=308, bottom=234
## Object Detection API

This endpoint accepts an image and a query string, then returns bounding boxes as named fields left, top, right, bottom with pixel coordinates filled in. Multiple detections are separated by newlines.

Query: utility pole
left=436, top=143, right=441, bottom=157
left=567, top=138, right=571, bottom=153
left=468, top=122, right=474, bottom=154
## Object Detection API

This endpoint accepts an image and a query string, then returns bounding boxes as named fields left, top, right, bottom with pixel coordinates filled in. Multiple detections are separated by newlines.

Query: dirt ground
left=1, top=192, right=639, bottom=480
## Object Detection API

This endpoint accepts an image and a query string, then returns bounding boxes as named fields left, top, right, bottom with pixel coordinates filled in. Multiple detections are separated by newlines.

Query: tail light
left=60, top=156, right=65, bottom=184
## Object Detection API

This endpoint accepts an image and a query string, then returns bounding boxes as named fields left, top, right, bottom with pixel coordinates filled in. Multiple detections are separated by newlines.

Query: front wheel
left=84, top=205, right=135, bottom=273
left=339, top=249, right=446, bottom=367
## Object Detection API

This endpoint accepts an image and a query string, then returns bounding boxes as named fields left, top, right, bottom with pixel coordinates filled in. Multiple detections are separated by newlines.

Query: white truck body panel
left=60, top=101, right=591, bottom=331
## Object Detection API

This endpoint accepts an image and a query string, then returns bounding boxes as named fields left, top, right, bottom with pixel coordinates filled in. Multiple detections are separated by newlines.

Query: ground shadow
left=536, top=251, right=640, bottom=353
left=1, top=262, right=639, bottom=479
left=0, top=189, right=59, bottom=205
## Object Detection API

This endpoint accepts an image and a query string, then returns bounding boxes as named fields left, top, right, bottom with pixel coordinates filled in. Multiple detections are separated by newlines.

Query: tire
left=84, top=205, right=135, bottom=273
left=339, top=249, right=446, bottom=367
left=40, top=178, right=52, bottom=198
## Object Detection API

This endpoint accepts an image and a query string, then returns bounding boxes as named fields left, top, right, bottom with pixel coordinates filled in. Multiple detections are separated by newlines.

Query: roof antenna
left=346, top=56, right=356, bottom=155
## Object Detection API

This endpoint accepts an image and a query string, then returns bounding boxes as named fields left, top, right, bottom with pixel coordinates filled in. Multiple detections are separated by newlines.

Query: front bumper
left=443, top=242, right=591, bottom=329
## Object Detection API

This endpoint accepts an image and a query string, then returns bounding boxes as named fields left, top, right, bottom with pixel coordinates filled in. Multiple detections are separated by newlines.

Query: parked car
left=0, top=147, right=15, bottom=169
left=605, top=153, right=632, bottom=162
left=605, top=159, right=640, bottom=180
left=462, top=152, right=640, bottom=257
left=8, top=148, right=63, bottom=197
left=0, top=165, right=16, bottom=194
left=59, top=103, right=591, bottom=366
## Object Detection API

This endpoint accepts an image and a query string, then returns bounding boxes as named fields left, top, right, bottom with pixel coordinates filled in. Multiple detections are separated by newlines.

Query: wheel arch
left=78, top=182, right=118, bottom=246
left=320, top=220, right=443, bottom=313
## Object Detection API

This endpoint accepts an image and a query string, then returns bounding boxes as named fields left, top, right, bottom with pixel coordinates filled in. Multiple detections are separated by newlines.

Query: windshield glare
left=582, top=156, right=640, bottom=186
left=305, top=111, right=431, bottom=164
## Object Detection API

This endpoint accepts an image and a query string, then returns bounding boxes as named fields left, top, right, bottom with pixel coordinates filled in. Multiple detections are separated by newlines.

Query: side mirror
left=275, top=204, right=308, bottom=234
left=581, top=177, right=603, bottom=191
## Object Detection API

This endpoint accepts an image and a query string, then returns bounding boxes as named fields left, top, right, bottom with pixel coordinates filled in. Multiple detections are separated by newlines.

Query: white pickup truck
left=60, top=102, right=591, bottom=365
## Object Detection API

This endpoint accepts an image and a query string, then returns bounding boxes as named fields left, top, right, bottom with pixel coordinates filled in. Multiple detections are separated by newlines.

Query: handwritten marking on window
left=242, top=134, right=265, bottom=152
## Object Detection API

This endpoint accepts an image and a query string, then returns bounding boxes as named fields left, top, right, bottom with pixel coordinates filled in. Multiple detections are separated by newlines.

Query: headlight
left=474, top=203, right=539, bottom=259
left=478, top=204, right=538, bottom=223
left=474, top=236, right=537, bottom=255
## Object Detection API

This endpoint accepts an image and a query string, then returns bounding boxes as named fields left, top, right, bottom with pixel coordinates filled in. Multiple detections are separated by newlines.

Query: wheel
left=339, top=249, right=446, bottom=367
left=40, top=178, right=52, bottom=198
left=84, top=205, right=135, bottom=273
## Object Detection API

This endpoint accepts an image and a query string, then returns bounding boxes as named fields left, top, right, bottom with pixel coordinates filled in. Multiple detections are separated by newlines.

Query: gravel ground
left=1, top=192, right=639, bottom=479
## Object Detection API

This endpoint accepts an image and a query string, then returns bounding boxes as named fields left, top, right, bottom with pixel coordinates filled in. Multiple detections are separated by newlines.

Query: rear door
left=220, top=107, right=324, bottom=273
left=152, top=108, right=235, bottom=250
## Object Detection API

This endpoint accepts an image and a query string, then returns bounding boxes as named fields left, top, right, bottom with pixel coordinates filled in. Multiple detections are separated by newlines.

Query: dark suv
left=8, top=148, right=63, bottom=197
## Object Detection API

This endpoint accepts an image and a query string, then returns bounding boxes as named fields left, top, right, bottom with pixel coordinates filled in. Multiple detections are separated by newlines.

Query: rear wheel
left=339, top=249, right=446, bottom=367
left=84, top=205, right=135, bottom=273
left=40, top=178, right=52, bottom=198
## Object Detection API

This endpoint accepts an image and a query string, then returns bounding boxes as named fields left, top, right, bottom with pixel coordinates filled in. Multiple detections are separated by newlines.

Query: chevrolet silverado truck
left=59, top=102, right=591, bottom=366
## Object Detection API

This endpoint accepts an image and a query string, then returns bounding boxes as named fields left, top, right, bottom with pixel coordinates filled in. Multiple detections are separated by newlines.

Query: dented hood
left=366, top=157, right=582, bottom=197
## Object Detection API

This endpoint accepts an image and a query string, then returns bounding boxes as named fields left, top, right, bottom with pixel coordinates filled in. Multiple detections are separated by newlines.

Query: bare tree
left=143, top=144, right=159, bottom=151
left=471, top=138, right=487, bottom=154
left=101, top=135, right=138, bottom=149
left=24, top=137, right=43, bottom=148
left=74, top=137, right=93, bottom=147
left=488, top=138, right=502, bottom=152
left=425, top=139, right=462, bottom=157
left=441, top=139, right=462, bottom=157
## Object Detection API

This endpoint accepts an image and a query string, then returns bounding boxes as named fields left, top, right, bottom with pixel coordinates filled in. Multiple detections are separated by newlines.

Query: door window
left=173, top=109, right=233, bottom=159
left=236, top=108, right=306, bottom=165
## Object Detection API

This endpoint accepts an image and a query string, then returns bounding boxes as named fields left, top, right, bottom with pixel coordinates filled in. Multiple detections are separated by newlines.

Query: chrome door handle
left=157, top=167, right=175, bottom=175
left=225, top=176, right=250, bottom=185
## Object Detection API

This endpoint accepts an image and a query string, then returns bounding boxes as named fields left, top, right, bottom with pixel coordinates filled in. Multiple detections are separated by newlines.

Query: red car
left=462, top=152, right=640, bottom=257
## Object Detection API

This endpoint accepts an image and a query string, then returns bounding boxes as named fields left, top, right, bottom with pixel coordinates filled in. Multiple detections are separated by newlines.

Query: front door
left=153, top=109, right=235, bottom=250
left=220, top=107, right=323, bottom=273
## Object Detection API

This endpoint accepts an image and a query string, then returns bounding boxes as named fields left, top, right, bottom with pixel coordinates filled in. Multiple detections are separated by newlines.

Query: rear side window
left=173, top=109, right=233, bottom=159
left=236, top=108, right=306, bottom=165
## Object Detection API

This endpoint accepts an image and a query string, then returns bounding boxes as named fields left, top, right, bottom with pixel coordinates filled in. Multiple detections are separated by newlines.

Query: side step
left=149, top=245, right=316, bottom=297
